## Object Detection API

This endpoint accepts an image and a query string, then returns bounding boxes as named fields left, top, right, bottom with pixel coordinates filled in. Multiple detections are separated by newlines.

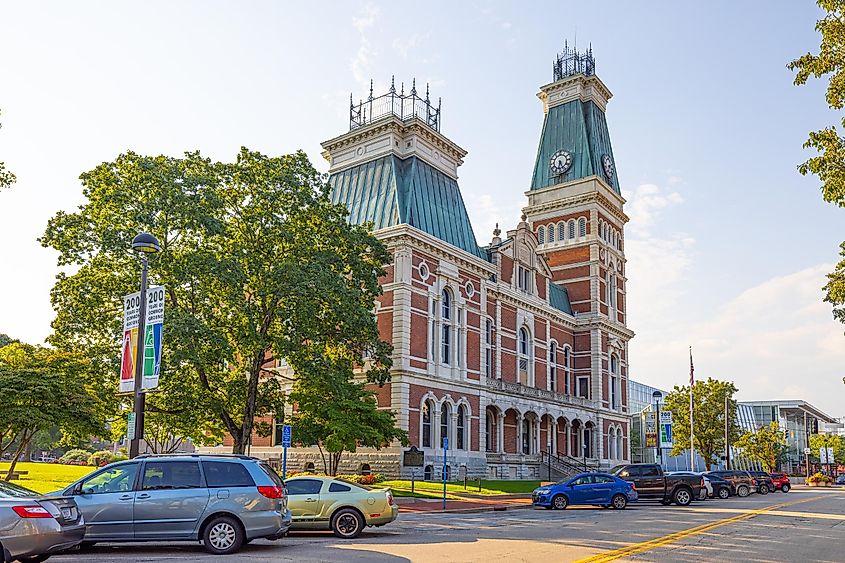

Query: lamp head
left=132, top=232, right=161, bottom=254
left=652, top=390, right=663, bottom=401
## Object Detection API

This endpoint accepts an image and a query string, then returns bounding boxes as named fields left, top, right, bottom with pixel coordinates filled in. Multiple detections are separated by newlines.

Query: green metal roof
left=548, top=283, right=573, bottom=315
left=530, top=99, right=620, bottom=193
left=329, top=155, right=485, bottom=259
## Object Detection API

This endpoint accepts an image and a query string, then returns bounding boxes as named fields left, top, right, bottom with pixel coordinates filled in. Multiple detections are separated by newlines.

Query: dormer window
left=517, top=266, right=533, bottom=294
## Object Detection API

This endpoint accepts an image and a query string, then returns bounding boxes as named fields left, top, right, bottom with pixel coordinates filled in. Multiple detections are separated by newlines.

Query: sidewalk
left=395, top=493, right=533, bottom=514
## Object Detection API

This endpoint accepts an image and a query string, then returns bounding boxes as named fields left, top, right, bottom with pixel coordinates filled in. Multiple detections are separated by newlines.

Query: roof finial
left=493, top=223, right=501, bottom=237
left=400, top=81, right=405, bottom=95
left=390, top=75, right=396, bottom=93
left=425, top=82, right=430, bottom=102
left=520, top=213, right=527, bottom=222
left=369, top=79, right=374, bottom=100
left=411, top=78, right=417, bottom=96
left=349, top=92, right=354, bottom=108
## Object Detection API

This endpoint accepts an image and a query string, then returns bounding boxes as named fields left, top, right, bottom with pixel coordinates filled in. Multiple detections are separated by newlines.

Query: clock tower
left=523, top=44, right=633, bottom=439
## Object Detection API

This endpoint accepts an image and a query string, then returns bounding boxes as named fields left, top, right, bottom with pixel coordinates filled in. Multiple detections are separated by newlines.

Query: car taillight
left=629, top=482, right=636, bottom=490
left=257, top=485, right=285, bottom=499
left=387, top=492, right=394, bottom=506
left=12, top=505, right=53, bottom=518
left=700, top=478, right=705, bottom=488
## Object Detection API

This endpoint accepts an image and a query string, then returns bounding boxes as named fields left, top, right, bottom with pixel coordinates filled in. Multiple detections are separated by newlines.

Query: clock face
left=602, top=154, right=614, bottom=180
left=549, top=150, right=573, bottom=175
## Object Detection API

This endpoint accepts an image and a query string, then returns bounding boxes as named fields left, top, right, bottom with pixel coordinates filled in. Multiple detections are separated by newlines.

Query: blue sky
left=1, top=1, right=843, bottom=415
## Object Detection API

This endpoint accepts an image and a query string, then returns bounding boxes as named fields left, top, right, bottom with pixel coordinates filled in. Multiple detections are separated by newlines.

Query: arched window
left=537, top=226, right=545, bottom=244
left=563, top=346, right=572, bottom=395
left=617, top=429, right=624, bottom=461
left=304, top=461, right=315, bottom=472
left=608, top=427, right=617, bottom=460
left=549, top=342, right=557, bottom=392
left=440, top=403, right=451, bottom=448
left=568, top=220, right=576, bottom=239
left=558, top=223, right=566, bottom=241
left=518, top=327, right=531, bottom=386
left=547, top=224, right=555, bottom=243
left=442, top=288, right=452, bottom=365
left=424, top=465, right=433, bottom=480
left=578, top=217, right=587, bottom=238
left=360, top=463, right=371, bottom=476
left=422, top=399, right=433, bottom=448
left=601, top=222, right=606, bottom=241
left=457, top=405, right=466, bottom=450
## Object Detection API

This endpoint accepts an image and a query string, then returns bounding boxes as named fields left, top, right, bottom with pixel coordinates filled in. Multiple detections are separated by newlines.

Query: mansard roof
left=328, top=154, right=485, bottom=259
left=548, top=283, right=573, bottom=316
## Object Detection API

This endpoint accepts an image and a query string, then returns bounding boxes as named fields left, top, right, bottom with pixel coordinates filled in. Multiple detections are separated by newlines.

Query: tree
left=735, top=422, right=790, bottom=472
left=789, top=1, right=845, bottom=335
left=664, top=378, right=741, bottom=470
left=288, top=350, right=407, bottom=476
left=809, top=433, right=845, bottom=465
left=0, top=334, right=17, bottom=348
left=0, top=342, right=104, bottom=479
left=0, top=110, right=14, bottom=191
left=41, top=148, right=392, bottom=453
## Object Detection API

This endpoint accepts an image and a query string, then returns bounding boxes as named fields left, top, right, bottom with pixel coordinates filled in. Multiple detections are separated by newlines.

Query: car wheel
left=79, top=542, right=97, bottom=551
left=332, top=508, right=364, bottom=539
left=673, top=488, right=692, bottom=506
left=659, top=499, right=672, bottom=506
left=781, top=484, right=790, bottom=493
left=552, top=494, right=568, bottom=510
left=203, top=515, right=244, bottom=555
left=737, top=484, right=750, bottom=497
left=611, top=494, right=627, bottom=510
left=759, top=484, right=770, bottom=495
left=718, top=487, right=730, bottom=499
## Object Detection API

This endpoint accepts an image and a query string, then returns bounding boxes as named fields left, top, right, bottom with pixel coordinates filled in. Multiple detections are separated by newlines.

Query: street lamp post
left=128, top=232, right=161, bottom=459
left=653, top=390, right=663, bottom=466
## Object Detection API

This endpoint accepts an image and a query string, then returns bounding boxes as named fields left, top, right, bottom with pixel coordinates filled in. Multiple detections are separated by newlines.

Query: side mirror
left=73, top=482, right=83, bottom=495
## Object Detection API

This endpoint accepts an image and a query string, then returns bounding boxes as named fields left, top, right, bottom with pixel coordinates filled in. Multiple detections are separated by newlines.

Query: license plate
left=61, top=507, right=75, bottom=520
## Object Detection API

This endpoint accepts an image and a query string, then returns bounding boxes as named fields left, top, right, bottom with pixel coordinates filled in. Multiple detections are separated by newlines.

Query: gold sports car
left=284, top=476, right=398, bottom=538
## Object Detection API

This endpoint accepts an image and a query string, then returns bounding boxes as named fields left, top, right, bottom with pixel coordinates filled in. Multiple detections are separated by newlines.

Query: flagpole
left=689, top=346, right=695, bottom=471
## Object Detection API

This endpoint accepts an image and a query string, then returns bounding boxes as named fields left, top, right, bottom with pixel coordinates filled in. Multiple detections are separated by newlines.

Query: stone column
left=433, top=408, right=442, bottom=451
left=550, top=418, right=557, bottom=456
left=516, top=413, right=524, bottom=455
left=497, top=412, right=505, bottom=453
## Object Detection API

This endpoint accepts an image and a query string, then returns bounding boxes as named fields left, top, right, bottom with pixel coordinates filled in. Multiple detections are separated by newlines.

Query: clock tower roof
left=530, top=44, right=620, bottom=194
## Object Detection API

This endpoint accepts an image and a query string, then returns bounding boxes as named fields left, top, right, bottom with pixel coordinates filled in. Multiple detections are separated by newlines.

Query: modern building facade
left=204, top=46, right=636, bottom=479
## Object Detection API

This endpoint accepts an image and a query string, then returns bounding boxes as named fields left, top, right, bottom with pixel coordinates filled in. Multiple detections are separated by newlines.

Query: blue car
left=532, top=472, right=638, bottom=510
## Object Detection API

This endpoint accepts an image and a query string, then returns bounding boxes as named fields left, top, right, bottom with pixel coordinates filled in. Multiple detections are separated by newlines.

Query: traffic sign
left=127, top=412, right=136, bottom=441
left=443, top=437, right=449, bottom=450
left=282, top=425, right=292, bottom=448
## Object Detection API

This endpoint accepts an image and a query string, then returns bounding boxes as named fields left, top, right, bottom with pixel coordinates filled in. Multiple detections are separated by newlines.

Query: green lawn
left=382, top=479, right=540, bottom=496
left=0, top=462, right=94, bottom=494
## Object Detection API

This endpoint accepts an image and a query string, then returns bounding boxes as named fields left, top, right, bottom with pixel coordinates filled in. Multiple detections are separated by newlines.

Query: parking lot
left=50, top=486, right=845, bottom=562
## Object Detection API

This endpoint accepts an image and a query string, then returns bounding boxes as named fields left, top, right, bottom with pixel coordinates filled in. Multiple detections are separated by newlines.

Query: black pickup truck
left=610, top=463, right=703, bottom=506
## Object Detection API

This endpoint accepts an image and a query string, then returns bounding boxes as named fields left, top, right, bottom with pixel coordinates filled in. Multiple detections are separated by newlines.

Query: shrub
left=59, top=449, right=91, bottom=464
left=806, top=472, right=834, bottom=485
left=87, top=451, right=126, bottom=467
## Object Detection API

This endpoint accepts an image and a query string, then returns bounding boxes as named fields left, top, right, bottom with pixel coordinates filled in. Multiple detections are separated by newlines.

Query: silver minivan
left=59, top=454, right=291, bottom=555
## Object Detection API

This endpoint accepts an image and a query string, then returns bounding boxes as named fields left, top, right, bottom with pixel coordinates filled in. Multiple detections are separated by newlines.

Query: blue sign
left=443, top=437, right=448, bottom=450
left=282, top=425, right=292, bottom=448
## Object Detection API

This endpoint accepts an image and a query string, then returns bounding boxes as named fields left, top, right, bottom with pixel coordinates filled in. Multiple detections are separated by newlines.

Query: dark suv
left=706, top=470, right=756, bottom=497
left=747, top=471, right=774, bottom=494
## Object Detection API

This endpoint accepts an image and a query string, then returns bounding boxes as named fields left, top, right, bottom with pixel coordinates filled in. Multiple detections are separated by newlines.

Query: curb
left=402, top=502, right=534, bottom=515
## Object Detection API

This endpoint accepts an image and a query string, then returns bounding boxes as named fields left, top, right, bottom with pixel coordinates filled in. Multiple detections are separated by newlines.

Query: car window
left=0, top=480, right=38, bottom=498
left=329, top=482, right=352, bottom=493
left=81, top=463, right=138, bottom=494
left=202, top=461, right=255, bottom=487
left=285, top=479, right=323, bottom=495
left=142, top=461, right=202, bottom=490
left=257, top=462, right=286, bottom=488
left=641, top=466, right=661, bottom=477
left=593, top=475, right=614, bottom=484
left=617, top=466, right=639, bottom=478
left=571, top=475, right=595, bottom=486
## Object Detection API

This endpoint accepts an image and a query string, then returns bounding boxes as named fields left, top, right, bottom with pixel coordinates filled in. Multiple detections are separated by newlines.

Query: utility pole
left=724, top=394, right=731, bottom=470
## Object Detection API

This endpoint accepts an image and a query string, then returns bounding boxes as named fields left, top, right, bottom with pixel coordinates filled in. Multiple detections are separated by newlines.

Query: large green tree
left=809, top=433, right=845, bottom=465
left=734, top=422, right=790, bottom=472
left=288, top=350, right=407, bottom=475
left=664, top=378, right=741, bottom=470
left=789, top=0, right=845, bottom=339
left=0, top=342, right=104, bottom=479
left=41, top=148, right=393, bottom=453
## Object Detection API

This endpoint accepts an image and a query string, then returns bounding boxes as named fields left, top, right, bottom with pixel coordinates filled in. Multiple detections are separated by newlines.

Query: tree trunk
left=317, top=442, right=328, bottom=474
left=4, top=429, right=33, bottom=482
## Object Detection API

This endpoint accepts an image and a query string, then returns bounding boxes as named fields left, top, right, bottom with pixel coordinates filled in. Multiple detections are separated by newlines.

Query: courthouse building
left=209, top=46, right=635, bottom=479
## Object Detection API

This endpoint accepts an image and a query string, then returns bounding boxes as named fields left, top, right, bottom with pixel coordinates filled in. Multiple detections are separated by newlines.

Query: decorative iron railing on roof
left=553, top=42, right=595, bottom=81
left=350, top=77, right=441, bottom=132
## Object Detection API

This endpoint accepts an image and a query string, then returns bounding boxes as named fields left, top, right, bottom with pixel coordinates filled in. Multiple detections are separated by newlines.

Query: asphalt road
left=50, top=487, right=845, bottom=562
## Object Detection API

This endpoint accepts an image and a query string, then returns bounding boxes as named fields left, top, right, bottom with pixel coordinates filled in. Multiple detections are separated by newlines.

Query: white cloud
left=350, top=3, right=380, bottom=88
left=622, top=182, right=683, bottom=237
left=464, top=191, right=526, bottom=246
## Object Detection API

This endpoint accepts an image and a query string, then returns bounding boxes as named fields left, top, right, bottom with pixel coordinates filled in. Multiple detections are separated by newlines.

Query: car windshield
left=0, top=480, right=38, bottom=498
left=609, top=465, right=625, bottom=475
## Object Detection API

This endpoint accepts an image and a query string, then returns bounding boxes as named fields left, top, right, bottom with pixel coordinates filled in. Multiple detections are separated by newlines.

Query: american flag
left=689, top=346, right=694, bottom=387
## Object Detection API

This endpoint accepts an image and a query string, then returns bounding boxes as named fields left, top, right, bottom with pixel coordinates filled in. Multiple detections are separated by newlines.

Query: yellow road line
left=573, top=495, right=826, bottom=563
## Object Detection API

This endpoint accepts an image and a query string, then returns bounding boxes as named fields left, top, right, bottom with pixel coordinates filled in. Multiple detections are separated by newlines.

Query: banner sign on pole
left=645, top=411, right=658, bottom=448
left=659, top=411, right=674, bottom=449
left=827, top=447, right=835, bottom=464
left=119, top=286, right=165, bottom=393
left=820, top=447, right=828, bottom=464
